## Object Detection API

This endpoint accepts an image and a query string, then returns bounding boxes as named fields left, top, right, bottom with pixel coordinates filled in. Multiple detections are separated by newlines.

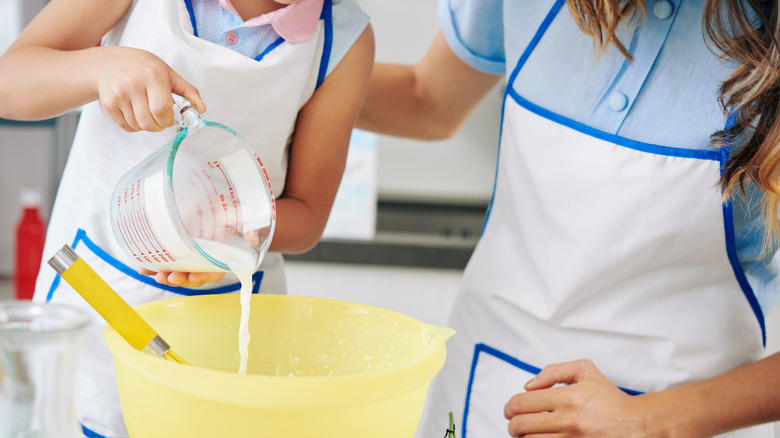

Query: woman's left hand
left=504, top=359, right=649, bottom=437
left=138, top=268, right=225, bottom=288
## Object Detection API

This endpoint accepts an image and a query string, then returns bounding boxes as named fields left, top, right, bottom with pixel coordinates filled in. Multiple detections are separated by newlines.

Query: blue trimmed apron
left=33, top=0, right=334, bottom=436
left=419, top=2, right=770, bottom=437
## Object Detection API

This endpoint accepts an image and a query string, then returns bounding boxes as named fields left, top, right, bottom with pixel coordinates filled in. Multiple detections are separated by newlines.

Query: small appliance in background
left=14, top=186, right=46, bottom=300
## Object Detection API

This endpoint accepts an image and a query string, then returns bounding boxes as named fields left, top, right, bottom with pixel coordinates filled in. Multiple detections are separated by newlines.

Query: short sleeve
left=327, top=0, right=370, bottom=77
left=438, top=0, right=505, bottom=74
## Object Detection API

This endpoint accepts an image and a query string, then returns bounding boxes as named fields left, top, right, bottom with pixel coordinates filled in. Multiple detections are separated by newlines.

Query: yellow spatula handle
left=48, top=245, right=159, bottom=351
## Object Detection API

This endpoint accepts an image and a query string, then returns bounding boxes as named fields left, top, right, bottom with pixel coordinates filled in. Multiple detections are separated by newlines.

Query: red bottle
left=15, top=188, right=47, bottom=300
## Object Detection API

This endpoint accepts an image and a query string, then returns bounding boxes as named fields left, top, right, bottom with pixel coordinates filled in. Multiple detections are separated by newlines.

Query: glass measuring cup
left=0, top=301, right=89, bottom=438
left=110, top=95, right=276, bottom=274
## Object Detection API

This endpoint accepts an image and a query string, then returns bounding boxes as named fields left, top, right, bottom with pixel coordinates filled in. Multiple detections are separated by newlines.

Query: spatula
left=48, top=245, right=189, bottom=365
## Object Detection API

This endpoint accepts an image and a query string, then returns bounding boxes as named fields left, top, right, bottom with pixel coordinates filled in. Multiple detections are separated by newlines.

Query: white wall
left=357, top=0, right=502, bottom=205
left=0, top=125, right=57, bottom=276
left=0, top=0, right=68, bottom=276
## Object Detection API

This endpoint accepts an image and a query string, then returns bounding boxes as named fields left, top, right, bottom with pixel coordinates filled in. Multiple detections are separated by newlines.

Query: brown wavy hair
left=569, top=0, right=780, bottom=251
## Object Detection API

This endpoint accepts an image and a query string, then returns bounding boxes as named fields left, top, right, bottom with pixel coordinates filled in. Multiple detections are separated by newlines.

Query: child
left=0, top=0, right=374, bottom=436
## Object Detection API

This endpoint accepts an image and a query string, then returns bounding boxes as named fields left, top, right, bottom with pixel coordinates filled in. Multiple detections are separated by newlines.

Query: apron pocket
left=463, top=344, right=541, bottom=437
left=463, top=344, right=774, bottom=438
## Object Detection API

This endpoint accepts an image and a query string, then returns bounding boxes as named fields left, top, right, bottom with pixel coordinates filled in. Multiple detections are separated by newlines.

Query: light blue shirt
left=188, top=0, right=368, bottom=78
left=440, top=0, right=779, bottom=320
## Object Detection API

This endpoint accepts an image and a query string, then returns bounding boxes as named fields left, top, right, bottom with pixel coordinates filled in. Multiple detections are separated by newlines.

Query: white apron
left=420, top=2, right=770, bottom=437
left=33, top=0, right=333, bottom=435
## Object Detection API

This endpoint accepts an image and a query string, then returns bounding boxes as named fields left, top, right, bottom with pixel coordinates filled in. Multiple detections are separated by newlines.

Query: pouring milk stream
left=109, top=95, right=276, bottom=374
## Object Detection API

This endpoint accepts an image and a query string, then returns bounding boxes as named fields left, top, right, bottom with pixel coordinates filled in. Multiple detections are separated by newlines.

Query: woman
left=358, top=0, right=780, bottom=436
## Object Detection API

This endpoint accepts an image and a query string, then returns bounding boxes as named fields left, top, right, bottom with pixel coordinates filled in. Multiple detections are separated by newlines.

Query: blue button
left=653, top=0, right=673, bottom=19
left=608, top=92, right=628, bottom=112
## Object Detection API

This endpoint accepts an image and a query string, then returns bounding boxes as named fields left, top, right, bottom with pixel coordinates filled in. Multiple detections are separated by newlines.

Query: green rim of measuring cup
left=166, top=125, right=231, bottom=272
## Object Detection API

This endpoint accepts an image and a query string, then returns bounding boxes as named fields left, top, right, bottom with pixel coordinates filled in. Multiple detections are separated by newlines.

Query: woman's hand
left=138, top=268, right=225, bottom=288
left=504, top=359, right=650, bottom=437
left=96, top=47, right=206, bottom=132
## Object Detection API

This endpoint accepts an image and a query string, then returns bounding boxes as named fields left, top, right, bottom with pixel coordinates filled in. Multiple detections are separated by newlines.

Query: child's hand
left=138, top=267, right=225, bottom=288
left=97, top=47, right=206, bottom=132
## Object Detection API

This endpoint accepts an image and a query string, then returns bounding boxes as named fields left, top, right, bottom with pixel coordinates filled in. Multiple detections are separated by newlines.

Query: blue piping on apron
left=46, top=228, right=264, bottom=301
left=483, top=0, right=764, bottom=346
left=461, top=344, right=643, bottom=438
left=181, top=0, right=333, bottom=85
left=82, top=424, right=107, bottom=438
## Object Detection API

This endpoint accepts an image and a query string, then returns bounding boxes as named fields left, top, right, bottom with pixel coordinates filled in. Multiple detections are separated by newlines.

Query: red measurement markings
left=256, top=155, right=277, bottom=221
left=202, top=167, right=221, bottom=237
left=120, top=186, right=145, bottom=258
left=115, top=216, right=138, bottom=261
left=232, top=197, right=239, bottom=232
left=127, top=182, right=153, bottom=256
left=123, top=184, right=153, bottom=264
left=197, top=166, right=225, bottom=236
left=217, top=193, right=229, bottom=236
left=215, top=161, right=239, bottom=231
left=187, top=171, right=205, bottom=237
left=135, top=187, right=160, bottom=255
left=138, top=206, right=172, bottom=262
left=201, top=168, right=218, bottom=194
left=122, top=205, right=147, bottom=263
left=115, top=196, right=135, bottom=257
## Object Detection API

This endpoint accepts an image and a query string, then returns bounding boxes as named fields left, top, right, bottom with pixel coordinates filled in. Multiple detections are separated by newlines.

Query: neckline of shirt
left=218, top=0, right=324, bottom=43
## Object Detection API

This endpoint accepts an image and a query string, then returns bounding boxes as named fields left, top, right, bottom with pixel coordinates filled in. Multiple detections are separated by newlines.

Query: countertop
left=286, top=200, right=487, bottom=270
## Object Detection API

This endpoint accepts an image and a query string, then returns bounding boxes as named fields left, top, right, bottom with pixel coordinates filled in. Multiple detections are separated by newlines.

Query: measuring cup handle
left=172, top=94, right=192, bottom=113
left=172, top=94, right=201, bottom=129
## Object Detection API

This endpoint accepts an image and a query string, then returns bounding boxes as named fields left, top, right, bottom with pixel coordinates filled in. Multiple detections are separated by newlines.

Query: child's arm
left=270, top=24, right=375, bottom=254
left=0, top=0, right=205, bottom=128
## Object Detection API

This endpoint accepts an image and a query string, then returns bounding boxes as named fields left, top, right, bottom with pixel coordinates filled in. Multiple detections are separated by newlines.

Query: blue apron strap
left=719, top=111, right=766, bottom=346
left=183, top=0, right=198, bottom=37
left=81, top=424, right=107, bottom=438
left=315, top=0, right=333, bottom=88
left=46, top=229, right=86, bottom=301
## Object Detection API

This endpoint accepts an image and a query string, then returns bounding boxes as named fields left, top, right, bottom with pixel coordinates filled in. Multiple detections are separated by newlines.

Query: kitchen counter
left=285, top=200, right=487, bottom=270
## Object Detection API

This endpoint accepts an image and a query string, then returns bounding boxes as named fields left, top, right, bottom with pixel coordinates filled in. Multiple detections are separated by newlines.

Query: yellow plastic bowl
left=103, top=294, right=454, bottom=438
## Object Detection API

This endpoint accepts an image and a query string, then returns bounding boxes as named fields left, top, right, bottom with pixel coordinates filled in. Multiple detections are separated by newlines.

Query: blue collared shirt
left=440, top=0, right=779, bottom=319
left=188, top=0, right=368, bottom=77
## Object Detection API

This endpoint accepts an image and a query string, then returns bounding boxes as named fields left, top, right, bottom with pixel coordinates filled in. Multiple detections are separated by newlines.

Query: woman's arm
left=0, top=0, right=204, bottom=129
left=270, top=24, right=375, bottom=254
left=356, top=31, right=501, bottom=141
left=504, top=353, right=780, bottom=437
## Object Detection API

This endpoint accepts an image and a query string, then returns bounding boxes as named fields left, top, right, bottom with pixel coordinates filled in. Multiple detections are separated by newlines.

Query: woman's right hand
left=96, top=47, right=206, bottom=132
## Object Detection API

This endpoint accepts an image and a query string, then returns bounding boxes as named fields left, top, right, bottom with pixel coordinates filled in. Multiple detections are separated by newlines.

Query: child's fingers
left=149, top=271, right=220, bottom=288
left=188, top=272, right=226, bottom=284
left=146, top=82, right=175, bottom=128
left=166, top=271, right=190, bottom=286
left=138, top=267, right=158, bottom=276
left=103, top=104, right=134, bottom=132
left=115, top=94, right=142, bottom=132
left=169, top=70, right=206, bottom=114
left=131, top=92, right=166, bottom=132
left=154, top=271, right=172, bottom=285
